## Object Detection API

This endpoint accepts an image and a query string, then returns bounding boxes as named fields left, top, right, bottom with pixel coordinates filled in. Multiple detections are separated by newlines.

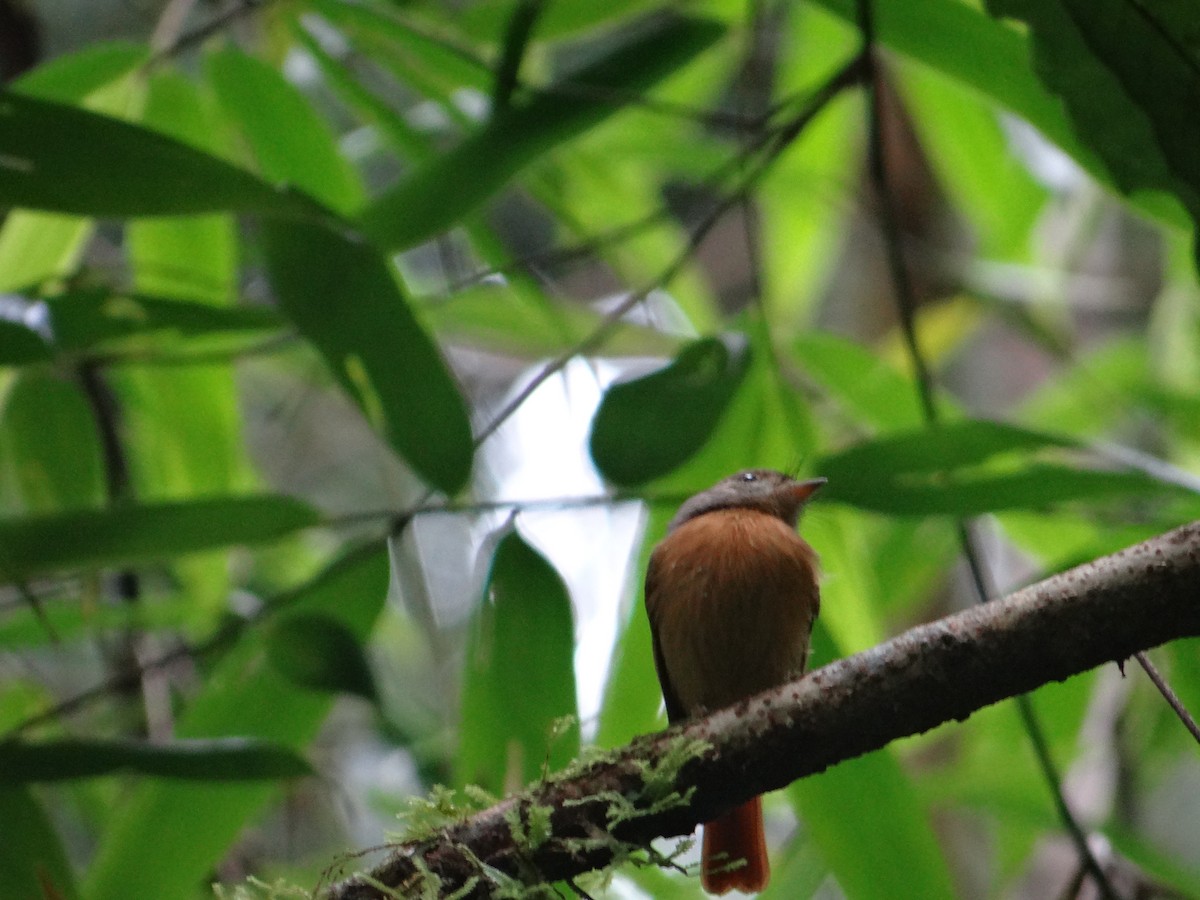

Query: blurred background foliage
left=1, top=0, right=1199, bottom=898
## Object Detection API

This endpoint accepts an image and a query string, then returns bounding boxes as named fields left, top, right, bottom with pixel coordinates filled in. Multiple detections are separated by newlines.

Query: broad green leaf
left=985, top=0, right=1200, bottom=217
left=0, top=495, right=320, bottom=580
left=265, top=612, right=379, bottom=702
left=0, top=737, right=311, bottom=783
left=457, top=529, right=579, bottom=792
left=84, top=544, right=389, bottom=900
left=206, top=45, right=365, bottom=216
left=0, top=787, right=79, bottom=900
left=789, top=751, right=956, bottom=900
left=261, top=218, right=474, bottom=495
left=0, top=90, right=323, bottom=218
left=590, top=337, right=752, bottom=486
left=358, top=14, right=726, bottom=250
left=818, top=420, right=1182, bottom=516
left=0, top=371, right=104, bottom=513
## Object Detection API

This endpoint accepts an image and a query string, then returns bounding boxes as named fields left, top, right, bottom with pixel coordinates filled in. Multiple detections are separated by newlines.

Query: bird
left=645, top=469, right=825, bottom=894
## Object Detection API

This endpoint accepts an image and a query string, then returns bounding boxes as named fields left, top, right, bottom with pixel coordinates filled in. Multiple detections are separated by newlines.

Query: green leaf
left=358, top=14, right=725, bottom=250
left=0, top=90, right=324, bottom=218
left=84, top=545, right=389, bottom=900
left=0, top=319, right=50, bottom=364
left=11, top=41, right=146, bottom=103
left=789, top=750, right=956, bottom=900
left=206, top=45, right=365, bottom=216
left=0, top=737, right=312, bottom=783
left=0, top=787, right=80, bottom=900
left=0, top=495, right=320, bottom=580
left=817, top=420, right=1182, bottom=516
left=0, top=371, right=104, bottom=513
left=985, top=0, right=1200, bottom=217
left=261, top=218, right=474, bottom=495
left=590, top=337, right=752, bottom=486
left=794, top=332, right=927, bottom=431
left=13, top=289, right=282, bottom=361
left=457, top=529, right=579, bottom=792
left=266, top=612, right=379, bottom=702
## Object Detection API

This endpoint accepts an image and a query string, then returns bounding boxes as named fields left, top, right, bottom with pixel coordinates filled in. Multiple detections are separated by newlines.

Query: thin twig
left=852, top=2, right=1120, bottom=897
left=470, top=56, right=860, bottom=452
left=1134, top=651, right=1200, bottom=745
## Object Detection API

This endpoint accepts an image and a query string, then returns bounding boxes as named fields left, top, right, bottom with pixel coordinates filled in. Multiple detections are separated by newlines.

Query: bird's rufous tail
left=700, top=796, right=768, bottom=894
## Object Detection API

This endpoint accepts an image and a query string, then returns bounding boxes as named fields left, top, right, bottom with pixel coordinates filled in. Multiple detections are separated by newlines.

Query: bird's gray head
left=669, top=469, right=827, bottom=531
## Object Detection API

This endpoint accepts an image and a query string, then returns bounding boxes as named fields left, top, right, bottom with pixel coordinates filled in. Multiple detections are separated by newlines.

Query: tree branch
left=325, top=522, right=1200, bottom=899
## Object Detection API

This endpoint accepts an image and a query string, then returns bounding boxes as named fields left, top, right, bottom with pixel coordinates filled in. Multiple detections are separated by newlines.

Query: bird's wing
left=645, top=551, right=688, bottom=724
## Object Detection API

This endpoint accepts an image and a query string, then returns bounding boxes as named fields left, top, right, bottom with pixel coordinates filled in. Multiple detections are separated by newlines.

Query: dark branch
left=325, top=522, right=1200, bottom=899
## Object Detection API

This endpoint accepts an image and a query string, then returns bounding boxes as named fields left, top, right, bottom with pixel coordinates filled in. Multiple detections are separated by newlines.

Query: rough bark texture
left=326, top=521, right=1200, bottom=899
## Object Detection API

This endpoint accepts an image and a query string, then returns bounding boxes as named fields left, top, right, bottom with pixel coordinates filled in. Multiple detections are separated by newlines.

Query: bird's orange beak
left=788, top=477, right=827, bottom=503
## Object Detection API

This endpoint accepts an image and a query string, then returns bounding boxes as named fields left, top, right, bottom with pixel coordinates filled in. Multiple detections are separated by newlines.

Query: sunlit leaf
left=0, top=737, right=312, bottom=783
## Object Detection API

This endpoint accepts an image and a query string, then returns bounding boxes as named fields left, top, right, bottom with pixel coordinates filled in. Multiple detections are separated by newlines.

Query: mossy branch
left=325, top=522, right=1200, bottom=899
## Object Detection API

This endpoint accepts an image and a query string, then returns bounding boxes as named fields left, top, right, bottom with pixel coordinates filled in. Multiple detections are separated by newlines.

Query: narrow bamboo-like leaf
left=358, top=14, right=725, bottom=250
left=206, top=46, right=365, bottom=216
left=491, top=0, right=548, bottom=111
left=0, top=371, right=104, bottom=512
left=817, top=421, right=1182, bottom=516
left=0, top=787, right=80, bottom=900
left=590, top=336, right=751, bottom=486
left=261, top=218, right=474, bottom=494
left=0, top=737, right=311, bottom=783
left=84, top=545, right=389, bottom=900
left=457, top=529, right=579, bottom=792
left=0, top=495, right=320, bottom=580
left=11, top=41, right=146, bottom=102
left=0, top=90, right=323, bottom=218
left=19, top=289, right=282, bottom=360
left=266, top=612, right=379, bottom=702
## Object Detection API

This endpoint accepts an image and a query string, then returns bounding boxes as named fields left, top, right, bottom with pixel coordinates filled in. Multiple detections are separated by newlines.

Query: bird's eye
left=740, top=471, right=757, bottom=482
